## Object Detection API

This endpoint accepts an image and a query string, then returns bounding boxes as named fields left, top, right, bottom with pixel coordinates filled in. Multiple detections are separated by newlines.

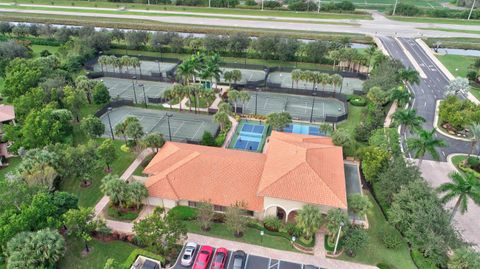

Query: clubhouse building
left=143, top=131, right=351, bottom=222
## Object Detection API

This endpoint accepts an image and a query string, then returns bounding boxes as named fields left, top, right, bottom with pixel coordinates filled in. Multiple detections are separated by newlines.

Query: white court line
left=191, top=121, right=205, bottom=141
left=172, top=121, right=185, bottom=137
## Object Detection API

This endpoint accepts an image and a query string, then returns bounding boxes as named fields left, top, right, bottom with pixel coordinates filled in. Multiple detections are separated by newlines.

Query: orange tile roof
left=0, top=105, right=15, bottom=122
left=144, top=131, right=347, bottom=211
left=145, top=142, right=266, bottom=211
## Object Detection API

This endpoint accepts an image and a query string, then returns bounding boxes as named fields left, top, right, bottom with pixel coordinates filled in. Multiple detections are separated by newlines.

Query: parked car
left=181, top=242, right=198, bottom=266
left=193, top=245, right=214, bottom=269
left=210, top=248, right=228, bottom=269
left=231, top=250, right=246, bottom=269
left=304, top=266, right=319, bottom=269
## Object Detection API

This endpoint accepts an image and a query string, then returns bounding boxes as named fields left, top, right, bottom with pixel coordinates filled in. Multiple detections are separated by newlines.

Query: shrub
left=201, top=131, right=216, bottom=146
left=168, top=205, right=198, bottom=220
left=349, top=95, right=367, bottom=106
left=381, top=227, right=402, bottom=249
left=263, top=216, right=283, bottom=232
left=212, top=212, right=225, bottom=223
left=376, top=263, right=393, bottom=269
left=263, top=0, right=282, bottom=9
left=284, top=222, right=303, bottom=237
left=245, top=0, right=257, bottom=5
left=411, top=249, right=438, bottom=269
left=93, top=83, right=111, bottom=104
left=466, top=156, right=480, bottom=167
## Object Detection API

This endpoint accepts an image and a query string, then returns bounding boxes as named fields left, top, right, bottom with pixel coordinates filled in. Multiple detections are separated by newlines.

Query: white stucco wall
left=145, top=197, right=177, bottom=209
left=263, top=196, right=338, bottom=220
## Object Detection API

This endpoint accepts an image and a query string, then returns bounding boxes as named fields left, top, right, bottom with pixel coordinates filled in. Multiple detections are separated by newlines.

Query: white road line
left=424, top=101, right=427, bottom=108
left=442, top=151, right=446, bottom=158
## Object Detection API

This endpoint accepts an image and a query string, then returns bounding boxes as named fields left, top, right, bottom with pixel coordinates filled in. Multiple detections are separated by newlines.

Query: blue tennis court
left=283, top=124, right=325, bottom=136
left=233, top=123, right=266, bottom=151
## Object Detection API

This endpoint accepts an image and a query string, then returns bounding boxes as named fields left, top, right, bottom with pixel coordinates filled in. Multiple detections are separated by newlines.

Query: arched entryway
left=264, top=205, right=287, bottom=222
left=287, top=210, right=298, bottom=223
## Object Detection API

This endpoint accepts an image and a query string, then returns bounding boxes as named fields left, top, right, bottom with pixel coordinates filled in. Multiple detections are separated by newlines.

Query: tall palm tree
left=390, top=86, right=411, bottom=106
left=319, top=73, right=331, bottom=93
left=296, top=205, right=323, bottom=240
left=291, top=69, right=302, bottom=88
left=120, top=55, right=131, bottom=74
left=365, top=45, right=377, bottom=72
left=114, top=121, right=128, bottom=145
left=172, top=84, right=187, bottom=111
left=407, top=128, right=447, bottom=167
left=214, top=111, right=230, bottom=131
left=329, top=50, right=340, bottom=70
left=228, top=90, right=240, bottom=114
left=108, top=55, right=118, bottom=74
left=467, top=122, right=480, bottom=157
left=176, top=60, right=195, bottom=85
left=239, top=91, right=251, bottom=114
left=330, top=74, right=342, bottom=95
left=437, top=172, right=480, bottom=222
left=131, top=57, right=141, bottom=77
left=163, top=89, right=175, bottom=110
left=392, top=109, right=426, bottom=134
left=399, top=68, right=420, bottom=85
left=98, top=55, right=108, bottom=73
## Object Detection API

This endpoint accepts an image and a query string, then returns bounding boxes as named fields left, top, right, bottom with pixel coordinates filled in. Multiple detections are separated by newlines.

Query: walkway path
left=186, top=232, right=376, bottom=269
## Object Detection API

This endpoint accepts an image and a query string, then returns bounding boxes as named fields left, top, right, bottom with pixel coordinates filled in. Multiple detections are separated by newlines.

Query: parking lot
left=171, top=244, right=316, bottom=269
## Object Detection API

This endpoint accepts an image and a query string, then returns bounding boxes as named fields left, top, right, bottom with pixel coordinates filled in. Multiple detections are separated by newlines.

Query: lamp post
left=333, top=221, right=345, bottom=255
left=139, top=83, right=147, bottom=108
left=131, top=76, right=138, bottom=104
left=291, top=236, right=296, bottom=245
left=310, top=87, right=317, bottom=123
left=260, top=230, right=264, bottom=244
left=166, top=113, right=173, bottom=141
left=106, top=107, right=114, bottom=140
left=156, top=60, right=161, bottom=78
left=255, top=88, right=260, bottom=116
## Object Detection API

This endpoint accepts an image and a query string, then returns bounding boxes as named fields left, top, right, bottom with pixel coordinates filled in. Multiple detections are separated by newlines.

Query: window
left=214, top=205, right=226, bottom=212
left=243, top=210, right=254, bottom=217
left=188, top=201, right=197, bottom=207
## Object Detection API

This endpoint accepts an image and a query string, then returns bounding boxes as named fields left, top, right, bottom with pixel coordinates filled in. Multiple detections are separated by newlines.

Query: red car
left=210, top=248, right=228, bottom=269
left=193, top=245, right=214, bottom=269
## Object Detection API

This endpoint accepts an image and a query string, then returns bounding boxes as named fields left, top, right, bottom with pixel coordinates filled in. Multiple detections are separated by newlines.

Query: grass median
left=388, top=15, right=480, bottom=26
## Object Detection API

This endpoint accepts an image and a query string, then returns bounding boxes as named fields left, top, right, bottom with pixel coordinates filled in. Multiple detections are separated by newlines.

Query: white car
left=181, top=242, right=198, bottom=267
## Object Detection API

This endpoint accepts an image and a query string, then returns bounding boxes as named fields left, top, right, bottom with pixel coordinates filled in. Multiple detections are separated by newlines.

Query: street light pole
left=255, top=88, right=259, bottom=115
left=107, top=107, right=114, bottom=140
left=166, top=113, right=173, bottom=141
left=468, top=0, right=477, bottom=20
left=310, top=87, right=317, bottom=123
left=139, top=83, right=147, bottom=108
left=392, top=0, right=398, bottom=16
left=333, top=221, right=345, bottom=255
left=131, top=76, right=138, bottom=104
left=156, top=60, right=161, bottom=78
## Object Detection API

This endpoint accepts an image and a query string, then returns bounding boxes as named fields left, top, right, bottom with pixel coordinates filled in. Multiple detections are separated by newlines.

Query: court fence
left=94, top=100, right=134, bottom=118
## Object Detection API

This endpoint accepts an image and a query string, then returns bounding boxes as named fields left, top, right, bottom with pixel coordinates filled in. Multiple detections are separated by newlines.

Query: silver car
left=181, top=242, right=198, bottom=266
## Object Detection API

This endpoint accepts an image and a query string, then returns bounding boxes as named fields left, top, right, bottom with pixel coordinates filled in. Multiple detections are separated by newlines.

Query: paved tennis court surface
left=241, top=91, right=346, bottom=122
left=99, top=106, right=219, bottom=143
left=267, top=71, right=364, bottom=95
left=229, top=120, right=267, bottom=152
left=219, top=68, right=266, bottom=85
left=96, top=77, right=173, bottom=102
left=171, top=244, right=320, bottom=269
left=283, top=123, right=326, bottom=136
left=94, top=59, right=178, bottom=77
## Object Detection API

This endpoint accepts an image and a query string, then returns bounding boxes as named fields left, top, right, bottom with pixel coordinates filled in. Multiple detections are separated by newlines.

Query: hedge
left=247, top=222, right=315, bottom=248
left=411, top=249, right=438, bottom=269
left=123, top=249, right=165, bottom=268
left=348, top=95, right=367, bottom=106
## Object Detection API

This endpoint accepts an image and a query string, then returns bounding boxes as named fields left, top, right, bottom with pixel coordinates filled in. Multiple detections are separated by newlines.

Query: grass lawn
left=338, top=104, right=362, bottom=134
left=31, top=44, right=60, bottom=57
left=418, top=27, right=480, bottom=35
left=59, top=139, right=136, bottom=207
left=436, top=54, right=476, bottom=78
left=0, top=0, right=372, bottom=20
left=424, top=37, right=480, bottom=50
left=184, top=221, right=297, bottom=252
left=337, top=192, right=417, bottom=269
left=0, top=156, right=21, bottom=179
left=57, top=237, right=139, bottom=269
left=388, top=16, right=480, bottom=26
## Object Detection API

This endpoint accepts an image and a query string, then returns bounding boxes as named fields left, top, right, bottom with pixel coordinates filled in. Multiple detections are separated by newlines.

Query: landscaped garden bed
left=452, top=155, right=480, bottom=178
left=438, top=95, right=479, bottom=138
left=106, top=204, right=143, bottom=221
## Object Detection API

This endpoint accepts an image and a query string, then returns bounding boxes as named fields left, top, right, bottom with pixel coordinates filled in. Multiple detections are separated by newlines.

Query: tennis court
left=267, top=71, right=364, bottom=95
left=241, top=91, right=346, bottom=122
left=218, top=68, right=266, bottom=85
left=283, top=123, right=326, bottom=136
left=229, top=120, right=267, bottom=152
left=99, top=106, right=219, bottom=143
left=94, top=59, right=178, bottom=77
left=96, top=77, right=173, bottom=102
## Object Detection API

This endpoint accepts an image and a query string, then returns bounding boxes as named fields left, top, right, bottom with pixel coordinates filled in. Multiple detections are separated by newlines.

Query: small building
left=0, top=104, right=15, bottom=165
left=143, top=131, right=350, bottom=222
left=131, top=255, right=162, bottom=269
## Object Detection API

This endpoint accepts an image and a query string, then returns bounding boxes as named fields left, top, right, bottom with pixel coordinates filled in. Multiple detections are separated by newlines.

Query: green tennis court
left=96, top=77, right=173, bottom=102
left=218, top=68, right=266, bottom=85
left=267, top=71, right=364, bottom=95
left=241, top=91, right=346, bottom=122
left=94, top=59, right=178, bottom=77
left=99, top=106, right=219, bottom=142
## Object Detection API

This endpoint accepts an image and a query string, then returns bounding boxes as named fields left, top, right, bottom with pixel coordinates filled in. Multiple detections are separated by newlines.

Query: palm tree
left=228, top=90, right=240, bottom=114
left=214, top=111, right=230, bottom=131
left=98, top=55, right=108, bottom=73
left=399, top=68, right=420, bottom=85
left=365, top=45, right=377, bottom=72
left=329, top=50, right=340, bottom=70
left=176, top=60, right=195, bottom=85
left=319, top=73, right=331, bottom=93
left=467, top=122, right=480, bottom=157
left=120, top=55, right=131, bottom=74
left=407, top=128, right=447, bottom=167
left=224, top=71, right=234, bottom=87
left=163, top=89, right=175, bottom=110
left=437, top=172, right=480, bottom=222
left=296, top=205, right=323, bottom=240
left=231, top=69, right=242, bottom=85
left=347, top=194, right=372, bottom=224
left=131, top=57, right=141, bottom=77
left=114, top=121, right=128, bottom=145
left=291, top=69, right=302, bottom=88
left=239, top=91, right=251, bottom=114
left=218, top=102, right=232, bottom=115
left=108, top=55, right=118, bottom=74
left=172, top=84, right=187, bottom=111
left=390, top=86, right=411, bottom=106
left=392, top=109, right=425, bottom=134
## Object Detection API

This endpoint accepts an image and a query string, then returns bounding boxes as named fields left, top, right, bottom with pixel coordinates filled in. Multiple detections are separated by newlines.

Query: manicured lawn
left=388, top=16, right=480, bottom=26
left=31, top=44, right=60, bottom=57
left=338, top=104, right=362, bottom=134
left=184, top=221, right=297, bottom=252
left=418, top=27, right=480, bottom=35
left=436, top=54, right=476, bottom=78
left=337, top=192, right=417, bottom=269
left=0, top=156, right=21, bottom=179
left=59, top=139, right=136, bottom=207
left=57, top=237, right=139, bottom=269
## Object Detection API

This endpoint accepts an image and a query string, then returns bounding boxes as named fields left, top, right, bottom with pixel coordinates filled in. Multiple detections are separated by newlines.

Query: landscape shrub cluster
left=391, top=3, right=480, bottom=20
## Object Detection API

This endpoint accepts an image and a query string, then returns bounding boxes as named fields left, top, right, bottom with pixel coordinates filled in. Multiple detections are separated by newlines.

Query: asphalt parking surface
left=171, top=244, right=319, bottom=269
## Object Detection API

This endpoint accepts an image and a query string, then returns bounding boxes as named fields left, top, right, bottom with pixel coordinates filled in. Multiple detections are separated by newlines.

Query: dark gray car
left=232, top=250, right=246, bottom=269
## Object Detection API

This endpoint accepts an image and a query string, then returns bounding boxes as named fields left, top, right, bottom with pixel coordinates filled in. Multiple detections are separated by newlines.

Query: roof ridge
left=257, top=161, right=305, bottom=196
left=165, top=175, right=180, bottom=200
left=145, top=151, right=200, bottom=187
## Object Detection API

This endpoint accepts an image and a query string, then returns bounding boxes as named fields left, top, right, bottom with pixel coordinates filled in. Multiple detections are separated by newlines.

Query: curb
left=394, top=37, right=427, bottom=79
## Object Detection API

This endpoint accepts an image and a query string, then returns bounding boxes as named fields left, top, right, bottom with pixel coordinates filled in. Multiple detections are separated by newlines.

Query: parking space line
left=226, top=252, right=233, bottom=269
left=267, top=258, right=271, bottom=269
left=244, top=254, right=250, bottom=269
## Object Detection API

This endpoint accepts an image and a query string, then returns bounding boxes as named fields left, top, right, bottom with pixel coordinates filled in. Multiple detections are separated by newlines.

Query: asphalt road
left=171, top=244, right=320, bottom=269
left=379, top=36, right=471, bottom=161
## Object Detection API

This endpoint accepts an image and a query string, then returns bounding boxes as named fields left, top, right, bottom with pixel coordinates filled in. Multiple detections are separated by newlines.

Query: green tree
left=325, top=209, right=348, bottom=244
left=201, top=131, right=216, bottom=146
left=360, top=146, right=390, bottom=182
left=75, top=75, right=98, bottom=104
left=225, top=201, right=249, bottom=237
left=296, top=204, right=323, bottom=240
left=127, top=181, right=148, bottom=209
left=104, top=258, right=127, bottom=269
left=214, top=111, right=230, bottom=132
left=366, top=86, right=389, bottom=106
left=101, top=174, right=126, bottom=208
left=67, top=140, right=99, bottom=186
left=398, top=68, right=420, bottom=85
left=6, top=229, right=65, bottom=269
left=114, top=120, right=129, bottom=145
left=448, top=247, right=480, bottom=269
left=331, top=128, right=354, bottom=148
left=228, top=89, right=241, bottom=113
left=266, top=112, right=292, bottom=131
left=133, top=211, right=187, bottom=256
left=81, top=115, right=105, bottom=139
left=239, top=91, right=251, bottom=113
left=97, top=139, right=117, bottom=172
left=125, top=117, right=144, bottom=145
left=437, top=172, right=480, bottom=222
left=467, top=122, right=480, bottom=157
left=142, top=132, right=165, bottom=152
left=93, top=82, right=111, bottom=104
left=343, top=227, right=368, bottom=257
left=407, top=129, right=447, bottom=167
left=63, top=85, right=87, bottom=122
left=392, top=109, right=425, bottom=134
left=347, top=194, right=372, bottom=224
left=63, top=207, right=97, bottom=253
left=197, top=200, right=215, bottom=231
left=389, top=85, right=411, bottom=106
